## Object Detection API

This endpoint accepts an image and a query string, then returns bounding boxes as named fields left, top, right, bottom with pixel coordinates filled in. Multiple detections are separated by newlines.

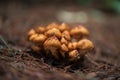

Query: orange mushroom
left=69, top=50, right=80, bottom=61
left=27, top=23, right=94, bottom=62
left=45, top=28, right=62, bottom=38
left=59, top=23, right=69, bottom=32
left=44, top=36, right=61, bottom=59
left=70, top=25, right=89, bottom=39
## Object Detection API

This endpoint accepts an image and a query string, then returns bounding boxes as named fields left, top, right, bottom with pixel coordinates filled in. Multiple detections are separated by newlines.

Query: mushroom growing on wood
left=59, top=23, right=69, bottom=32
left=69, top=50, right=80, bottom=61
left=35, top=26, right=46, bottom=34
left=62, top=30, right=71, bottom=41
left=44, top=36, right=61, bottom=59
left=45, top=28, right=62, bottom=38
left=68, top=42, right=78, bottom=50
left=27, top=23, right=94, bottom=63
left=32, top=34, right=47, bottom=45
left=61, top=37, right=68, bottom=45
left=29, top=34, right=38, bottom=41
left=70, top=25, right=89, bottom=39
left=27, top=29, right=36, bottom=37
left=78, top=39, right=94, bottom=50
left=78, top=39, right=94, bottom=56
left=46, top=22, right=58, bottom=30
left=60, top=44, right=68, bottom=57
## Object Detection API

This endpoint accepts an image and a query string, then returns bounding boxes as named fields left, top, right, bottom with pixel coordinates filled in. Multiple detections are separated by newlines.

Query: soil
left=0, top=2, right=120, bottom=80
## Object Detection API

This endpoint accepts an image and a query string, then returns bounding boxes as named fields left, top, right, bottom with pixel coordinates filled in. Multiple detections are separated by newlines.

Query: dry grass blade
left=0, top=35, right=20, bottom=57
left=0, top=35, right=10, bottom=48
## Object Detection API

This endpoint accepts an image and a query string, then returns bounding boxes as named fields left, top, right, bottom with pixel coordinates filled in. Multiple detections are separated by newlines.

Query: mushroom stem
left=50, top=48, right=59, bottom=59
left=60, top=51, right=65, bottom=58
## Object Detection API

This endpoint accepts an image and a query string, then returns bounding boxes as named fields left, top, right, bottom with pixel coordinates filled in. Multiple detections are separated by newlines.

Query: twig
left=0, top=35, right=20, bottom=56
left=0, top=35, right=10, bottom=48
left=85, top=54, right=100, bottom=66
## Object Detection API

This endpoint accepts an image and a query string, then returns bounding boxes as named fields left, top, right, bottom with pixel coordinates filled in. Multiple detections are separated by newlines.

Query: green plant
left=103, top=0, right=120, bottom=13
left=77, top=0, right=92, bottom=6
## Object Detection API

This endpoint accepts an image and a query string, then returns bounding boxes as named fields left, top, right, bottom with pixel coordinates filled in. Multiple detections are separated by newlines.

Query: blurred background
left=0, top=0, right=120, bottom=80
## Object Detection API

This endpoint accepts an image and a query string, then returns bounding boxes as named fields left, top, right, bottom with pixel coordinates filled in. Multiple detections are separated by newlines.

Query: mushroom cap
left=44, top=36, right=61, bottom=59
left=44, top=36, right=61, bottom=50
left=59, top=23, right=69, bottom=32
left=29, top=34, right=38, bottom=41
left=28, top=29, right=36, bottom=37
left=68, top=42, right=78, bottom=50
left=62, top=30, right=71, bottom=40
left=35, top=26, right=45, bottom=34
left=60, top=37, right=68, bottom=45
left=46, top=22, right=59, bottom=30
left=32, top=34, right=47, bottom=44
left=69, top=50, right=80, bottom=61
left=78, top=39, right=94, bottom=51
left=70, top=25, right=89, bottom=38
left=32, top=45, right=41, bottom=52
left=45, top=28, right=62, bottom=38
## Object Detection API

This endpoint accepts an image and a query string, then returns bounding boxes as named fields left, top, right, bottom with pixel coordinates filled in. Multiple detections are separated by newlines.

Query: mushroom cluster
left=27, top=23, right=94, bottom=62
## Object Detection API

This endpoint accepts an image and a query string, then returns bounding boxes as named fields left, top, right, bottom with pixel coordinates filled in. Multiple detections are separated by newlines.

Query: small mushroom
left=29, top=34, right=38, bottom=41
left=62, top=30, right=71, bottom=40
left=46, top=22, right=58, bottom=30
left=78, top=39, right=94, bottom=56
left=45, top=28, right=62, bottom=38
left=68, top=42, right=78, bottom=50
left=32, top=34, right=47, bottom=45
left=60, top=44, right=68, bottom=57
left=60, top=37, right=68, bottom=45
left=44, top=36, right=61, bottom=59
left=27, top=29, right=36, bottom=37
left=59, top=23, right=69, bottom=32
left=78, top=39, right=94, bottom=50
left=35, top=26, right=45, bottom=34
left=69, top=50, right=80, bottom=61
left=70, top=25, right=89, bottom=39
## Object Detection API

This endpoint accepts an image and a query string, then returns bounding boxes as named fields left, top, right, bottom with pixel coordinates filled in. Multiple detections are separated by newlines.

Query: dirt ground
left=0, top=2, right=120, bottom=80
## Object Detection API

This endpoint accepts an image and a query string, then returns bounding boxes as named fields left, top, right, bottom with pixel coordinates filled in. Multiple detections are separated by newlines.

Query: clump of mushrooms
left=27, top=23, right=94, bottom=62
